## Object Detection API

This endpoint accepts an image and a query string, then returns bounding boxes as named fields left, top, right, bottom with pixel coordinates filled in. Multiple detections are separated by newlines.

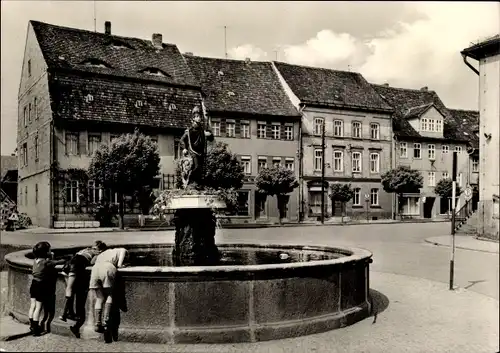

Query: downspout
left=462, top=54, right=479, bottom=76
left=298, top=104, right=306, bottom=222
left=49, top=119, right=54, bottom=228
left=391, top=133, right=397, bottom=220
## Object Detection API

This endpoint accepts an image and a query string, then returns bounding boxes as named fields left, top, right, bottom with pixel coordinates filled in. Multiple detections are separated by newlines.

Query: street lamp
left=364, top=193, right=370, bottom=222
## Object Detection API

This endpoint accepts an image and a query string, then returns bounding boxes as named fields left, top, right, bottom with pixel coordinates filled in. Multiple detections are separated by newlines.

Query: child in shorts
left=28, top=241, right=66, bottom=336
left=59, top=240, right=107, bottom=322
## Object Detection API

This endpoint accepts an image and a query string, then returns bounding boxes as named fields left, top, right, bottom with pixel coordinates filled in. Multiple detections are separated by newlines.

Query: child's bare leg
left=32, top=301, right=43, bottom=336
left=28, top=298, right=36, bottom=331
left=60, top=274, right=76, bottom=320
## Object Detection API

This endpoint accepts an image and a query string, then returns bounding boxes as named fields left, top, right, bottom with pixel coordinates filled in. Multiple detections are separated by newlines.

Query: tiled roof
left=273, top=61, right=393, bottom=113
left=461, top=34, right=500, bottom=60
left=1, top=156, right=17, bottom=179
left=49, top=72, right=202, bottom=129
left=404, top=103, right=434, bottom=120
left=372, top=84, right=468, bottom=142
left=31, top=20, right=199, bottom=87
left=183, top=56, right=300, bottom=117
left=448, top=109, right=480, bottom=148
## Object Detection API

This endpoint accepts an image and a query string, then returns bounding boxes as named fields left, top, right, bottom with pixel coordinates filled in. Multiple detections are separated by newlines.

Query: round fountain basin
left=5, top=243, right=372, bottom=344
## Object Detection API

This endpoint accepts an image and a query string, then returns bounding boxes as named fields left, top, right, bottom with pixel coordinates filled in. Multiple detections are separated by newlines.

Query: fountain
left=5, top=106, right=373, bottom=343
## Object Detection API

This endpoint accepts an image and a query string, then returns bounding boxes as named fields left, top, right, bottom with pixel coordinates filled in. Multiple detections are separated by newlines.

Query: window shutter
left=266, top=122, right=272, bottom=138
left=235, top=120, right=241, bottom=136
left=280, top=123, right=286, bottom=140
left=79, top=132, right=87, bottom=155
left=221, top=119, right=227, bottom=136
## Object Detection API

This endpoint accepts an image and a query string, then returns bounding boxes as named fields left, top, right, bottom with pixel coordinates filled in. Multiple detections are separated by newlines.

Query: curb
left=16, top=219, right=450, bottom=235
left=0, top=315, right=31, bottom=342
left=474, top=235, right=500, bottom=243
left=424, top=238, right=500, bottom=254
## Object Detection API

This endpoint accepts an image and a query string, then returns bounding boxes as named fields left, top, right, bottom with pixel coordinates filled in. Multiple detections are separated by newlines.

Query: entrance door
left=331, top=200, right=343, bottom=217
left=423, top=197, right=435, bottom=218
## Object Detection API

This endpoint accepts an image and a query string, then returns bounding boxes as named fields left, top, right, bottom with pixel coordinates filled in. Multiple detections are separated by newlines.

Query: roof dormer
left=80, top=58, right=113, bottom=69
left=138, top=67, right=171, bottom=77
left=404, top=103, right=445, bottom=138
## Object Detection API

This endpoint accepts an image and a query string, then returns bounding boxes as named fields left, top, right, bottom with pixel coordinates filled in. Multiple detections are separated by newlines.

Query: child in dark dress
left=28, top=241, right=65, bottom=336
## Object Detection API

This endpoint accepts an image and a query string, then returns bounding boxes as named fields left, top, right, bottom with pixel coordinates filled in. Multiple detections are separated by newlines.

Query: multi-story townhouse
left=461, top=35, right=500, bottom=240
left=184, top=55, right=301, bottom=222
left=18, top=20, right=204, bottom=228
left=273, top=62, right=394, bottom=221
left=372, top=84, right=473, bottom=219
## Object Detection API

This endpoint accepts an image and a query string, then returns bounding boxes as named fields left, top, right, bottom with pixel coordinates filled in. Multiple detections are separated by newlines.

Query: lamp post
left=449, top=151, right=458, bottom=290
left=364, top=193, right=370, bottom=222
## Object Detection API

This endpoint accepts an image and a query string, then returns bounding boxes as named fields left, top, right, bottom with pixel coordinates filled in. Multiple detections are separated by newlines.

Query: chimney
left=245, top=57, right=251, bottom=64
left=184, top=52, right=193, bottom=56
left=104, top=21, right=111, bottom=35
left=420, top=86, right=428, bottom=91
left=152, top=33, right=163, bottom=49
left=383, top=83, right=389, bottom=87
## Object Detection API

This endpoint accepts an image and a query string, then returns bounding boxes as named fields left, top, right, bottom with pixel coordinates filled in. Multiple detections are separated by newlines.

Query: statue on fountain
left=173, top=106, right=221, bottom=266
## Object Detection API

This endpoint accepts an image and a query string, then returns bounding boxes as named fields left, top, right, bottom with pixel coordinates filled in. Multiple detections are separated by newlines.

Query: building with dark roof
left=184, top=55, right=301, bottom=222
left=273, top=61, right=395, bottom=221
left=18, top=20, right=204, bottom=228
left=1, top=155, right=18, bottom=204
left=461, top=34, right=500, bottom=240
left=372, top=84, right=478, bottom=218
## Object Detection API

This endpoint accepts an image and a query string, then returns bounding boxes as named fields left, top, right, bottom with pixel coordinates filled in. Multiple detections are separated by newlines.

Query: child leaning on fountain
left=89, top=247, right=128, bottom=338
left=28, top=241, right=66, bottom=336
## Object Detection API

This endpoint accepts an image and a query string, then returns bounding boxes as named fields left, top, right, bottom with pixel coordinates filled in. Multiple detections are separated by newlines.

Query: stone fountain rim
left=5, top=243, right=372, bottom=275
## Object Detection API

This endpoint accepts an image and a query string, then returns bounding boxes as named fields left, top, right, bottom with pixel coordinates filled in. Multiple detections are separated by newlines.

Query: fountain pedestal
left=170, top=195, right=226, bottom=266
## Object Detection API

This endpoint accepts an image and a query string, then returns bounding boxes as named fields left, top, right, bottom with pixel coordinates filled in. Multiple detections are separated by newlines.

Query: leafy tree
left=434, top=178, right=462, bottom=203
left=88, top=130, right=160, bottom=229
left=330, top=183, right=354, bottom=219
left=381, top=166, right=423, bottom=218
left=255, top=165, right=299, bottom=224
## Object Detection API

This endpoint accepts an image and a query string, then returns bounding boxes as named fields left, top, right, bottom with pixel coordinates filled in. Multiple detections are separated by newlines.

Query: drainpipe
left=49, top=119, right=54, bottom=228
left=462, top=54, right=479, bottom=76
left=298, top=104, right=305, bottom=223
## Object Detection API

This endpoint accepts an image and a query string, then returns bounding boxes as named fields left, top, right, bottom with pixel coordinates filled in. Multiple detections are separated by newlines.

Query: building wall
left=301, top=106, right=393, bottom=219
left=478, top=53, right=500, bottom=239
left=17, top=22, right=53, bottom=227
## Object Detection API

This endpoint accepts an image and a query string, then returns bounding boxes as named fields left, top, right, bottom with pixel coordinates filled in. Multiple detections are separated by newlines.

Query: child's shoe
left=70, top=325, right=80, bottom=338
left=32, top=321, right=41, bottom=337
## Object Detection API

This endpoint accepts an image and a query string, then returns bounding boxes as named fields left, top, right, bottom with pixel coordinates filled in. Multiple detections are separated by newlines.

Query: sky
left=1, top=1, right=499, bottom=155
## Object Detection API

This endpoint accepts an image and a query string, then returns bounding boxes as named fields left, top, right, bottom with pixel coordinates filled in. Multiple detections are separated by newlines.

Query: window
left=34, top=135, right=39, bottom=160
left=352, top=152, right=362, bottom=172
left=23, top=106, right=28, bottom=127
left=285, top=158, right=294, bottom=171
left=428, top=172, right=436, bottom=187
left=370, top=123, right=380, bottom=140
left=88, top=180, right=103, bottom=203
left=420, top=118, right=427, bottom=131
left=110, top=134, right=120, bottom=143
left=455, top=146, right=462, bottom=154
left=400, top=142, right=408, bottom=158
left=211, top=121, right=221, bottom=137
left=333, top=120, right=343, bottom=137
left=284, top=125, right=293, bottom=140
left=428, top=119, right=435, bottom=132
left=34, top=97, right=38, bottom=120
left=271, top=124, right=280, bottom=139
left=66, top=181, right=79, bottom=203
left=257, top=122, right=266, bottom=139
left=313, top=118, right=324, bottom=136
left=370, top=188, right=379, bottom=206
left=22, top=143, right=28, bottom=166
left=28, top=59, right=31, bottom=77
left=308, top=191, right=323, bottom=215
left=135, top=100, right=144, bottom=108
left=458, top=173, right=463, bottom=187
left=65, top=132, right=79, bottom=155
left=241, top=156, right=251, bottom=175
left=436, top=119, right=443, bottom=132
left=234, top=191, right=249, bottom=216
left=443, top=172, right=449, bottom=179
left=28, top=103, right=32, bottom=122
left=370, top=153, right=380, bottom=173
left=35, top=184, right=38, bottom=204
left=258, top=157, right=267, bottom=172
left=353, top=188, right=361, bottom=206
left=226, top=121, right=235, bottom=137
left=352, top=122, right=362, bottom=138
left=241, top=122, right=250, bottom=138
left=85, top=94, right=94, bottom=103
left=413, top=143, right=421, bottom=159
left=428, top=144, right=435, bottom=160
left=402, top=197, right=419, bottom=215
left=442, top=145, right=449, bottom=154
left=472, top=158, right=479, bottom=172
left=88, top=134, right=102, bottom=155
left=273, top=157, right=281, bottom=167
left=314, top=149, right=323, bottom=171
left=333, top=150, right=343, bottom=172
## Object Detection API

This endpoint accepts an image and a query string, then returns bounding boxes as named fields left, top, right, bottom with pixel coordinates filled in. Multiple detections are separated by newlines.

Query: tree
left=330, top=183, right=354, bottom=221
left=255, top=166, right=299, bottom=224
left=435, top=178, right=462, bottom=214
left=381, top=166, right=423, bottom=219
left=88, top=130, right=160, bottom=229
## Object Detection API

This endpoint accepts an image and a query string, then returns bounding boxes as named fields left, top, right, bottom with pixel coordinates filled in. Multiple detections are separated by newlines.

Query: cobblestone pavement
left=1, top=222, right=498, bottom=352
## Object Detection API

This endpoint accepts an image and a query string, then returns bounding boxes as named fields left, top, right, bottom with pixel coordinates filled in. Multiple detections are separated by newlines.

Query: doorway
left=423, top=197, right=435, bottom=218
